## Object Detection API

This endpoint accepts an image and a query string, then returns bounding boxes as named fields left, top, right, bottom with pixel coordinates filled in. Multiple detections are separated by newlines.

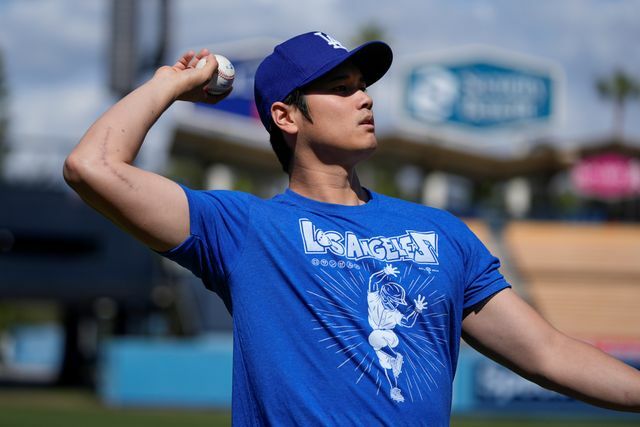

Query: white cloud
left=1, top=0, right=639, bottom=178
left=9, top=81, right=111, bottom=142
left=0, top=0, right=107, bottom=84
left=171, top=0, right=346, bottom=50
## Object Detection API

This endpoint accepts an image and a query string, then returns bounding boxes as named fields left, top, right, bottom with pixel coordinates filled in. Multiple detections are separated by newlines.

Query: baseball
left=196, top=54, right=235, bottom=95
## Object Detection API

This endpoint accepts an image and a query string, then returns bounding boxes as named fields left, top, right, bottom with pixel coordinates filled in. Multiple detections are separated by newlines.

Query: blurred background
left=0, top=1, right=639, bottom=426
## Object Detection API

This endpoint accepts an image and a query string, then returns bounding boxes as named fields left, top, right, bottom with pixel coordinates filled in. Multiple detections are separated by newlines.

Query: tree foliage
left=0, top=49, right=7, bottom=169
left=595, top=69, right=640, bottom=140
left=351, top=22, right=387, bottom=46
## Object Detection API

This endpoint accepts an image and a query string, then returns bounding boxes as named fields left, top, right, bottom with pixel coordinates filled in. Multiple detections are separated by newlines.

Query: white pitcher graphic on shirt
left=367, top=264, right=427, bottom=403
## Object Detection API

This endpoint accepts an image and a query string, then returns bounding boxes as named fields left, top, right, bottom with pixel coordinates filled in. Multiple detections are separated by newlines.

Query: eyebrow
left=325, top=73, right=350, bottom=82
left=321, top=73, right=366, bottom=85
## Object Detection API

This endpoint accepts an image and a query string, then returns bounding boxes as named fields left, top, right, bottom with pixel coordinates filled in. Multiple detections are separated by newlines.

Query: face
left=294, top=61, right=376, bottom=166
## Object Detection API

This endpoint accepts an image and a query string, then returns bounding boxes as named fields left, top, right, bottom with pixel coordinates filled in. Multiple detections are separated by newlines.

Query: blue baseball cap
left=254, top=31, right=393, bottom=131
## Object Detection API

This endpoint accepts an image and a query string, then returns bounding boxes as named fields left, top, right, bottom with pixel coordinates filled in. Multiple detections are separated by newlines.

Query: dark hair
left=269, top=89, right=313, bottom=174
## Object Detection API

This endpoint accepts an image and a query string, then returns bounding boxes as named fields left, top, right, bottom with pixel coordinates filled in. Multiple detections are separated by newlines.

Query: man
left=65, top=31, right=640, bottom=425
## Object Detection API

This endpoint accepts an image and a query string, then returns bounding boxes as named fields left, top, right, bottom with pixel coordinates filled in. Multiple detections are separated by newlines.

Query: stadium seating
left=503, top=221, right=640, bottom=341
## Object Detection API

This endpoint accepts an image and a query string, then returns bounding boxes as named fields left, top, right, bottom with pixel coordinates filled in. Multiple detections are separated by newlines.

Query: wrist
left=145, top=73, right=182, bottom=105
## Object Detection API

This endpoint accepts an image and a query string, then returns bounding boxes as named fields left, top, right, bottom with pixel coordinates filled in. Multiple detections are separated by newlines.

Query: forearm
left=368, top=270, right=385, bottom=292
left=463, top=289, right=640, bottom=412
left=61, top=50, right=219, bottom=251
left=400, top=310, right=418, bottom=327
left=538, top=333, right=640, bottom=411
left=67, top=76, right=176, bottom=172
left=62, top=75, right=181, bottom=238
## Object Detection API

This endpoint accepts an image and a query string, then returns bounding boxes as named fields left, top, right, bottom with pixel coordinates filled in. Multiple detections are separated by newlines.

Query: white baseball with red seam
left=195, top=54, right=235, bottom=95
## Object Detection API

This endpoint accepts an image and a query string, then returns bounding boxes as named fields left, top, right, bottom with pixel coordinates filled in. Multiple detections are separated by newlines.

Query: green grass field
left=0, top=389, right=637, bottom=427
left=0, top=389, right=230, bottom=427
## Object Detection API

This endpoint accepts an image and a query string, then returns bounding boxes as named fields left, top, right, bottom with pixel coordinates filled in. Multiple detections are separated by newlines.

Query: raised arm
left=63, top=50, right=229, bottom=252
left=462, top=288, right=640, bottom=412
left=368, top=264, right=399, bottom=293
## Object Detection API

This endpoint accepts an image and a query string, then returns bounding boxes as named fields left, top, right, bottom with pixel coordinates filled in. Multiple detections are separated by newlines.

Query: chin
left=356, top=132, right=378, bottom=148
left=315, top=137, right=378, bottom=164
left=353, top=143, right=377, bottom=162
left=363, top=137, right=378, bottom=152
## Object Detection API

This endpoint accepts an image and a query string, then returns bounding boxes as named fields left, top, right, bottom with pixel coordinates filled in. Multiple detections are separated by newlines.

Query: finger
left=174, top=50, right=196, bottom=69
left=187, top=54, right=200, bottom=68
left=197, top=54, right=218, bottom=81
left=188, top=49, right=211, bottom=68
left=195, top=48, right=210, bottom=59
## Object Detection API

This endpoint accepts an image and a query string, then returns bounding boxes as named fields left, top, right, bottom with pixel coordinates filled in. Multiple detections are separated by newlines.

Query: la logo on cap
left=314, top=32, right=347, bottom=50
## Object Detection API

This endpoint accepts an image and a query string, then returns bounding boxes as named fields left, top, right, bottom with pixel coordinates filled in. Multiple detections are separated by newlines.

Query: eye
left=332, top=85, right=349, bottom=94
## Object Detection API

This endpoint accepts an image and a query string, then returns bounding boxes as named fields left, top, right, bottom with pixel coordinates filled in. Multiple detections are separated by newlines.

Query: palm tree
left=351, top=22, right=387, bottom=46
left=0, top=49, right=8, bottom=174
left=595, top=69, right=640, bottom=141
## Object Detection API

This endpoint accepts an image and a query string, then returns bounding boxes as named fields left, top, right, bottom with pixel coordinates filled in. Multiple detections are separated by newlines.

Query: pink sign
left=571, top=153, right=640, bottom=200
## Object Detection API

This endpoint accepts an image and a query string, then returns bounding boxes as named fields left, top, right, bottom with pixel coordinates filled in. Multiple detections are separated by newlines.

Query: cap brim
left=349, top=41, right=393, bottom=87
left=297, top=40, right=393, bottom=91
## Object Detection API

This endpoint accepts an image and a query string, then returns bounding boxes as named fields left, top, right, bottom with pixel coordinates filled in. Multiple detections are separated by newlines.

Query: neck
left=288, top=163, right=369, bottom=206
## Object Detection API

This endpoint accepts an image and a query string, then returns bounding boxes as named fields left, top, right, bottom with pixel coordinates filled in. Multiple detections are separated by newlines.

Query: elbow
left=62, top=152, right=84, bottom=189
left=63, top=150, right=98, bottom=191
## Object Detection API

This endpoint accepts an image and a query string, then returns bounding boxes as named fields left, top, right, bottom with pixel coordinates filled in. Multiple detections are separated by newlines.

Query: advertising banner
left=404, top=62, right=553, bottom=129
left=572, top=153, right=640, bottom=200
left=395, top=46, right=562, bottom=156
left=453, top=346, right=640, bottom=415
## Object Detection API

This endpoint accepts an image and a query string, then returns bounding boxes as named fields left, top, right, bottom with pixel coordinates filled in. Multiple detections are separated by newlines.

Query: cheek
left=308, top=97, right=349, bottom=123
left=316, top=105, right=345, bottom=125
left=310, top=110, right=347, bottom=138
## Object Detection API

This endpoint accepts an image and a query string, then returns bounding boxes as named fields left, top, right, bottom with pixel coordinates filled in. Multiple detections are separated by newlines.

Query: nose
left=357, top=89, right=373, bottom=110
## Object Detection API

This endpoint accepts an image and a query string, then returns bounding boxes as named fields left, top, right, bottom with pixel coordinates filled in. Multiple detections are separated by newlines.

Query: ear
left=271, top=102, right=299, bottom=136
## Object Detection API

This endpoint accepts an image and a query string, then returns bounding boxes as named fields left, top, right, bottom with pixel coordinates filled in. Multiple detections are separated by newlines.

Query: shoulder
left=374, top=191, right=467, bottom=226
left=368, top=291, right=381, bottom=303
left=183, top=187, right=258, bottom=201
left=182, top=187, right=262, bottom=208
left=179, top=188, right=266, bottom=230
left=373, top=191, right=480, bottom=248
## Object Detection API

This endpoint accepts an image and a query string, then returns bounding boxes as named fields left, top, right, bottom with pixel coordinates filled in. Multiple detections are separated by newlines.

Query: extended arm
left=462, top=288, right=640, bottom=412
left=63, top=50, right=229, bottom=251
left=400, top=295, right=427, bottom=328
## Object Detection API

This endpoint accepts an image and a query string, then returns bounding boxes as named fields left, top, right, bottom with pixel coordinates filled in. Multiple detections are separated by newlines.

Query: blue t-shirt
left=162, top=187, right=510, bottom=426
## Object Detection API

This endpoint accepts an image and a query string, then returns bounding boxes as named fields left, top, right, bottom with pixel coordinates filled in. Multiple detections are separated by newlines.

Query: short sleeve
left=458, top=222, right=511, bottom=310
left=159, top=186, right=252, bottom=300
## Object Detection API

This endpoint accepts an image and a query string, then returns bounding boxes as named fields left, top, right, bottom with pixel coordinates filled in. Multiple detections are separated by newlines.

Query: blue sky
left=1, top=0, right=639, bottom=181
